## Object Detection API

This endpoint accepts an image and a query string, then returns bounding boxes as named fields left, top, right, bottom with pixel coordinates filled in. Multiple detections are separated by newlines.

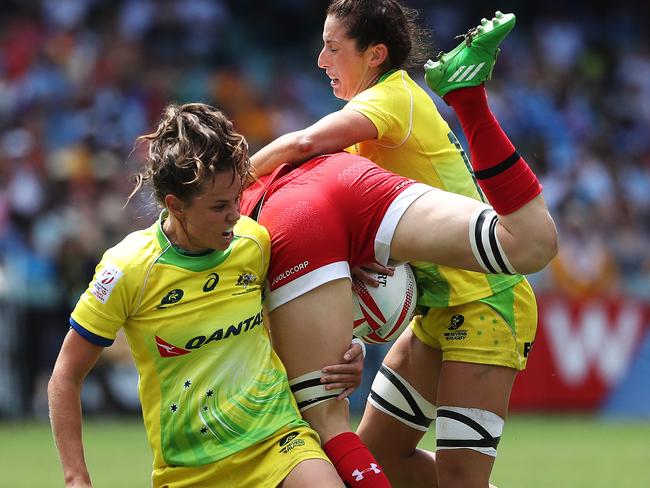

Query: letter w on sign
left=544, top=299, right=646, bottom=386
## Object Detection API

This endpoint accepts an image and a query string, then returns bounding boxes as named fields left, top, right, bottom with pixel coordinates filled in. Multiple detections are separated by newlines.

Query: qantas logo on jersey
left=155, top=309, right=265, bottom=357
left=156, top=336, right=191, bottom=357
left=185, top=310, right=264, bottom=349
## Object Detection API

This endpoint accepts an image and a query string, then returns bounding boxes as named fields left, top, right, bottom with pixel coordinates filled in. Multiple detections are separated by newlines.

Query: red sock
left=322, top=432, right=392, bottom=487
left=444, top=86, right=542, bottom=214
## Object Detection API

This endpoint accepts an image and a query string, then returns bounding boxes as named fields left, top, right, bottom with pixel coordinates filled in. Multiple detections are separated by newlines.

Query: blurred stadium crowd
left=0, top=0, right=649, bottom=416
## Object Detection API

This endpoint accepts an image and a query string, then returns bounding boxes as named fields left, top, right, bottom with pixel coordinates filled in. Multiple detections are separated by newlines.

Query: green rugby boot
left=424, top=11, right=515, bottom=97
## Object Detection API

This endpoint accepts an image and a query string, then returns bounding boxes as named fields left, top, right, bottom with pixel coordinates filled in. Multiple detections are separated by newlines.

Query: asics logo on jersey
left=156, top=289, right=184, bottom=308
left=203, top=273, right=219, bottom=292
left=352, top=464, right=382, bottom=481
left=447, top=62, right=486, bottom=83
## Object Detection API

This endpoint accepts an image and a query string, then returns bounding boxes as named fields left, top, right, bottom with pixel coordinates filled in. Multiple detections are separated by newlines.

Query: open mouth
left=326, top=72, right=339, bottom=87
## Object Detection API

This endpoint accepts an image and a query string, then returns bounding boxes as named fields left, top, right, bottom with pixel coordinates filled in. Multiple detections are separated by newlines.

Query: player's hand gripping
left=320, top=339, right=366, bottom=399
left=351, top=262, right=394, bottom=288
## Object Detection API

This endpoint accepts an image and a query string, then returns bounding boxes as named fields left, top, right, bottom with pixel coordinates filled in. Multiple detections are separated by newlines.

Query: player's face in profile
left=318, top=15, right=373, bottom=101
left=180, top=170, right=242, bottom=251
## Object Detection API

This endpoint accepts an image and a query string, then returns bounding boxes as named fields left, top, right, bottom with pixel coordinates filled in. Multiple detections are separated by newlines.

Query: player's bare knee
left=496, top=200, right=558, bottom=274
left=532, top=214, right=559, bottom=266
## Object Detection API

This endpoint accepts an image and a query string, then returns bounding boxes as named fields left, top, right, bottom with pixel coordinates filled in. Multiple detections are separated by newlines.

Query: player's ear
left=368, top=43, right=388, bottom=68
left=165, top=194, right=185, bottom=218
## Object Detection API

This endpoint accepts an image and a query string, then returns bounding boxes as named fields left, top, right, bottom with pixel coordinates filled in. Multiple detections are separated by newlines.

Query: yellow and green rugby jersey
left=345, top=69, right=523, bottom=307
left=70, top=212, right=305, bottom=469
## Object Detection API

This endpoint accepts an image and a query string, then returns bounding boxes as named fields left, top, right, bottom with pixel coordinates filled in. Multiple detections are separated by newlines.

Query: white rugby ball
left=352, top=263, right=417, bottom=344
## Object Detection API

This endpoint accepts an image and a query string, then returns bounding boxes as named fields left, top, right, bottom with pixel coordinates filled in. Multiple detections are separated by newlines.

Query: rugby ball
left=352, top=263, right=417, bottom=344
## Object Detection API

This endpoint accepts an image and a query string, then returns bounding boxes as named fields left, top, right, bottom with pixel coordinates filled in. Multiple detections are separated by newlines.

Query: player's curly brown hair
left=326, top=0, right=432, bottom=72
left=130, top=103, right=250, bottom=206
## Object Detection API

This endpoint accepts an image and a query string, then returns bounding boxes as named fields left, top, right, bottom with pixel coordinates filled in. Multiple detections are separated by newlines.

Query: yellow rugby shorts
left=412, top=279, right=537, bottom=370
left=152, top=423, right=330, bottom=487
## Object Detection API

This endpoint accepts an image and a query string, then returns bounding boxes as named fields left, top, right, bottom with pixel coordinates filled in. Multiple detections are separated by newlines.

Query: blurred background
left=0, top=0, right=649, bottom=463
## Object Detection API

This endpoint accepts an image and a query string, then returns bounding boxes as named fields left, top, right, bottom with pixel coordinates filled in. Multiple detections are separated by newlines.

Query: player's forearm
left=48, top=375, right=92, bottom=487
left=251, top=130, right=316, bottom=178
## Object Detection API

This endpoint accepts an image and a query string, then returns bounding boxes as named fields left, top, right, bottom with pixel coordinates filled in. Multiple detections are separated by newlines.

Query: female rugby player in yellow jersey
left=47, top=104, right=360, bottom=488
left=250, top=1, right=541, bottom=487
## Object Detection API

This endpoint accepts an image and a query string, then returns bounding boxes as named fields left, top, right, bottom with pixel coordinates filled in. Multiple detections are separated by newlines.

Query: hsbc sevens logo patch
left=92, top=264, right=123, bottom=304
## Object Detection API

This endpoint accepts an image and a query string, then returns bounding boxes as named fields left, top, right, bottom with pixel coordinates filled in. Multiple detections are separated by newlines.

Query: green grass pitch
left=1, top=414, right=648, bottom=487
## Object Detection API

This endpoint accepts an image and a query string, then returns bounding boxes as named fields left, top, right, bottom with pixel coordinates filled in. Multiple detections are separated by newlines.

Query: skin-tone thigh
left=390, top=190, right=555, bottom=276
left=390, top=189, right=483, bottom=272
left=280, top=459, right=345, bottom=488
left=269, top=278, right=355, bottom=444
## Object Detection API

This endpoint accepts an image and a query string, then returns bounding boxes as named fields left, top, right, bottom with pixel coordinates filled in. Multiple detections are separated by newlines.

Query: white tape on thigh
left=469, top=206, right=517, bottom=275
left=368, top=364, right=436, bottom=432
left=289, top=370, right=344, bottom=412
left=435, top=406, right=504, bottom=457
